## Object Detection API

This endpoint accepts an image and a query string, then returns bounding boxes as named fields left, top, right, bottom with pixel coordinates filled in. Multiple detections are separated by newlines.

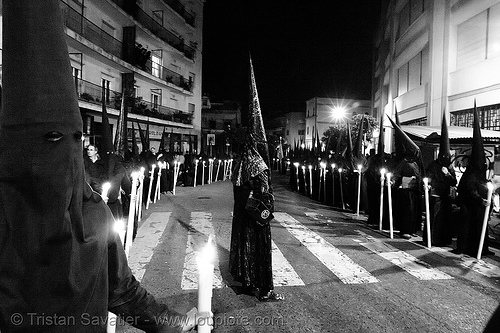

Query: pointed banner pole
left=477, top=182, right=494, bottom=260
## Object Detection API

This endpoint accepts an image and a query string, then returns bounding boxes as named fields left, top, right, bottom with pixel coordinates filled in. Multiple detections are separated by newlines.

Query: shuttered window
left=457, top=11, right=487, bottom=68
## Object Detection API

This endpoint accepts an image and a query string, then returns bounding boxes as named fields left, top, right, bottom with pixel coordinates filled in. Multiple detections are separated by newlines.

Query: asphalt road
left=116, top=171, right=500, bottom=333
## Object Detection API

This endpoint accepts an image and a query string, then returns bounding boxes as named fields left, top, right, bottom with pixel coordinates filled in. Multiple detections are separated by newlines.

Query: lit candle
left=215, top=159, right=221, bottom=181
left=338, top=168, right=345, bottom=210
left=322, top=162, right=327, bottom=202
left=331, top=164, right=336, bottom=206
left=197, top=235, right=216, bottom=333
left=194, top=159, right=199, bottom=187
left=301, top=166, right=306, bottom=194
left=308, top=165, right=313, bottom=197
left=202, top=161, right=206, bottom=186
left=319, top=162, right=326, bottom=201
left=146, top=164, right=156, bottom=209
left=293, top=162, right=300, bottom=191
left=386, top=172, right=394, bottom=239
left=137, top=167, right=145, bottom=222
left=477, top=182, right=494, bottom=260
left=113, top=219, right=126, bottom=246
left=423, top=178, right=431, bottom=248
left=101, top=182, right=111, bottom=204
left=356, top=164, right=362, bottom=216
left=172, top=161, right=178, bottom=195
left=379, top=168, right=386, bottom=231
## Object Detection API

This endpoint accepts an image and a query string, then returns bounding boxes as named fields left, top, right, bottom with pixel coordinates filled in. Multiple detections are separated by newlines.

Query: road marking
left=271, top=240, right=305, bottom=286
left=129, top=212, right=171, bottom=282
left=354, top=230, right=453, bottom=280
left=181, top=212, right=225, bottom=290
left=274, top=212, right=378, bottom=284
left=419, top=246, right=500, bottom=279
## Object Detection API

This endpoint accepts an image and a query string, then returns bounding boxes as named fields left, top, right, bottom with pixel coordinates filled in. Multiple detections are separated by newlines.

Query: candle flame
left=199, top=235, right=216, bottom=265
left=113, top=219, right=125, bottom=234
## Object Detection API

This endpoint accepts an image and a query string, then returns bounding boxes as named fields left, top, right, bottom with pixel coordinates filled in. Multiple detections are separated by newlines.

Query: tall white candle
left=356, top=164, right=362, bottom=216
left=379, top=168, right=386, bottom=231
left=331, top=164, right=336, bottom=206
left=215, top=159, right=221, bottom=181
left=125, top=172, right=139, bottom=257
left=146, top=164, right=156, bottom=209
left=338, top=168, right=345, bottom=210
left=477, top=182, right=494, bottom=260
left=308, top=165, right=313, bottom=197
left=386, top=172, right=394, bottom=239
left=101, top=182, right=111, bottom=204
left=294, top=162, right=300, bottom=191
left=423, top=177, right=431, bottom=248
left=202, top=161, right=206, bottom=186
left=194, top=160, right=199, bottom=187
left=197, top=235, right=215, bottom=333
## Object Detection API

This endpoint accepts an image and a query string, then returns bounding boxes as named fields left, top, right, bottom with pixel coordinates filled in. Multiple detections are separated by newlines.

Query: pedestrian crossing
left=128, top=210, right=500, bottom=289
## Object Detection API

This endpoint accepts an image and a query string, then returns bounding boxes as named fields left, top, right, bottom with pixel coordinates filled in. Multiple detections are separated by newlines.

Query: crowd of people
left=286, top=108, right=497, bottom=258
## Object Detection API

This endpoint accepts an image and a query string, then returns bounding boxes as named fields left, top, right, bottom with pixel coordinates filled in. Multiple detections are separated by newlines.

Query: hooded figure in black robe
left=0, top=1, right=203, bottom=331
left=388, top=116, right=424, bottom=238
left=423, top=112, right=457, bottom=246
left=229, top=56, right=283, bottom=302
left=455, top=102, right=494, bottom=256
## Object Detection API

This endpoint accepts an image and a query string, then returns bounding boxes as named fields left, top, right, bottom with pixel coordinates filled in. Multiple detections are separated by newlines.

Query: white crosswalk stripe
left=128, top=210, right=500, bottom=289
left=129, top=212, right=171, bottom=282
left=274, top=212, right=379, bottom=284
left=181, top=212, right=225, bottom=290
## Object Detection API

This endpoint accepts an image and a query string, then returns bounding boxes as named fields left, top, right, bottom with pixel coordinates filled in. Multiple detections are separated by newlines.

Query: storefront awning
left=401, top=125, right=500, bottom=143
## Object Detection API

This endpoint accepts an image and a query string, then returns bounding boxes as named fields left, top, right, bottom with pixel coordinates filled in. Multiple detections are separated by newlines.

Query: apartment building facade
left=5, top=0, right=204, bottom=154
left=373, top=0, right=500, bottom=153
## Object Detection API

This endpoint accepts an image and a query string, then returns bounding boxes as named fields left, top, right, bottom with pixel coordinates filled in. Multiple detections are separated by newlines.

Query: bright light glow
left=293, top=162, right=299, bottom=167
left=357, top=164, right=362, bottom=171
left=331, top=106, right=347, bottom=121
left=338, top=168, right=343, bottom=173
left=113, top=219, right=125, bottom=234
left=308, top=165, right=312, bottom=170
left=331, top=163, right=336, bottom=169
left=423, top=177, right=429, bottom=186
left=320, top=162, right=326, bottom=169
left=380, top=168, right=386, bottom=176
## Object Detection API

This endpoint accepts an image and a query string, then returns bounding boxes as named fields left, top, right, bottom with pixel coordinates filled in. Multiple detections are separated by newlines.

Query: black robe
left=423, top=160, right=457, bottom=246
left=229, top=147, right=274, bottom=294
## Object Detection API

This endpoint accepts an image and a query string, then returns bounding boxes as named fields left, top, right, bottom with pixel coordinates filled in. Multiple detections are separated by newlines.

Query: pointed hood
left=387, top=116, right=420, bottom=158
left=469, top=100, right=487, bottom=172
left=0, top=0, right=100, bottom=316
left=131, top=121, right=139, bottom=156
left=377, top=111, right=385, bottom=157
left=114, top=93, right=127, bottom=158
left=248, top=55, right=270, bottom=167
left=136, top=120, right=148, bottom=152
left=438, top=111, right=451, bottom=166
left=354, top=115, right=365, bottom=158
left=159, top=126, right=167, bottom=152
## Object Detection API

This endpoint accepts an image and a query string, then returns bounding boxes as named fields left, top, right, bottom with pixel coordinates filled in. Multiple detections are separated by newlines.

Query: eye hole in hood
left=74, top=131, right=83, bottom=141
left=44, top=131, right=64, bottom=142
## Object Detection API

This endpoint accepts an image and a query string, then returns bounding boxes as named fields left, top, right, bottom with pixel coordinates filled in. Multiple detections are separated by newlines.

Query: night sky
left=202, top=0, right=383, bottom=119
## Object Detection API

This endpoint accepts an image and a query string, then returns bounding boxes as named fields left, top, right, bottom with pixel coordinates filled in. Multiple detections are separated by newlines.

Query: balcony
left=61, top=1, right=122, bottom=59
left=145, top=57, right=193, bottom=92
left=110, top=0, right=196, bottom=60
left=160, top=0, right=196, bottom=27
left=75, top=78, right=193, bottom=125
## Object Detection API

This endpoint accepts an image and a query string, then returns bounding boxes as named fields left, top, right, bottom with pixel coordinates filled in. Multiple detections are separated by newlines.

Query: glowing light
left=331, top=106, right=347, bottom=121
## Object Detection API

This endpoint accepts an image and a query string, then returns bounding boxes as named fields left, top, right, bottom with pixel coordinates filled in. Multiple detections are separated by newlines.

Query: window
left=151, top=90, right=161, bottom=109
left=451, top=104, right=500, bottom=131
left=397, top=0, right=425, bottom=39
left=188, top=103, right=195, bottom=113
left=456, top=3, right=500, bottom=69
left=101, top=78, right=111, bottom=103
left=397, top=48, right=428, bottom=96
left=151, top=51, right=162, bottom=78
left=209, top=120, right=216, bottom=129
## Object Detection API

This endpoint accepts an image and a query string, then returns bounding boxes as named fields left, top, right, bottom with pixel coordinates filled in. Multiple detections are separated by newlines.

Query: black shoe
left=258, top=290, right=284, bottom=302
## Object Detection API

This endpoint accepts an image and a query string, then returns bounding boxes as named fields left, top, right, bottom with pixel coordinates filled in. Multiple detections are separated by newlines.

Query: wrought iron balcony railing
left=61, top=1, right=122, bottom=59
left=75, top=77, right=193, bottom=125
left=160, top=0, right=196, bottom=27
left=145, top=58, right=193, bottom=92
